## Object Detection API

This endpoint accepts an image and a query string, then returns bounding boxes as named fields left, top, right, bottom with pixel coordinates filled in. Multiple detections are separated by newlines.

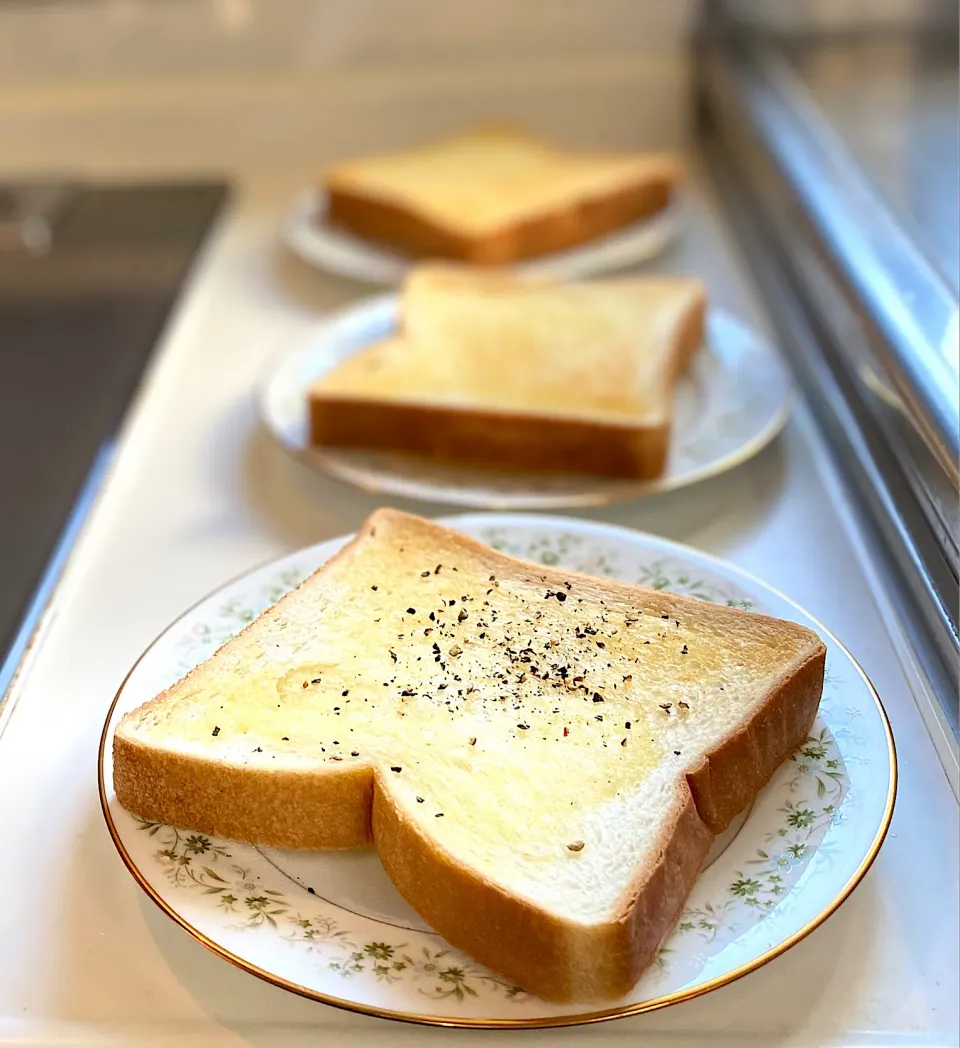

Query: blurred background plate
left=282, top=188, right=682, bottom=285
left=258, top=293, right=792, bottom=509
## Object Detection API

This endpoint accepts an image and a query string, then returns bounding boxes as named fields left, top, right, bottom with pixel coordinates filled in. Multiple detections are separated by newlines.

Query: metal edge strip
left=0, top=441, right=116, bottom=738
left=694, top=83, right=959, bottom=747
left=746, top=43, right=959, bottom=485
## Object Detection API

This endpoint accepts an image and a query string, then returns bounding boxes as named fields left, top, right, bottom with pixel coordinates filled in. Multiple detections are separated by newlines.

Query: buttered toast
left=114, top=509, right=825, bottom=1003
left=323, top=126, right=682, bottom=264
left=309, top=267, right=706, bottom=479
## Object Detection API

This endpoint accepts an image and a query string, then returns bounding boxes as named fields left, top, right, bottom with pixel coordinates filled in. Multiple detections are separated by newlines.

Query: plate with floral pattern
left=258, top=295, right=792, bottom=509
left=99, top=515, right=895, bottom=1029
left=282, top=189, right=681, bottom=286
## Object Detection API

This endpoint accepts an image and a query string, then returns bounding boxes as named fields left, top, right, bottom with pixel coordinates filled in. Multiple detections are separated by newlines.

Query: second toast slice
left=309, top=268, right=706, bottom=479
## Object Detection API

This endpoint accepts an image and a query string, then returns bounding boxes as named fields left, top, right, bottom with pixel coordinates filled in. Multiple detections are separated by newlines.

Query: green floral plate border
left=258, top=295, right=793, bottom=509
left=98, top=514, right=896, bottom=1029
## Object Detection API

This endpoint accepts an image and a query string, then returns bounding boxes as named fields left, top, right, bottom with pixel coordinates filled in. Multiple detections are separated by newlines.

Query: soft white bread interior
left=309, top=268, right=706, bottom=478
left=113, top=509, right=825, bottom=1003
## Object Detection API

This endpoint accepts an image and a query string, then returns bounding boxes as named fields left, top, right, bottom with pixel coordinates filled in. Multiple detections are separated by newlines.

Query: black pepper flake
left=342, top=690, right=350, bottom=696
left=458, top=608, right=468, bottom=623
left=659, top=703, right=672, bottom=712
left=625, top=721, right=632, bottom=729
left=594, top=714, right=603, bottom=722
left=307, top=886, right=316, bottom=895
left=469, top=737, right=477, bottom=746
left=351, top=751, right=359, bottom=756
left=435, top=813, right=444, bottom=818
left=680, top=644, right=688, bottom=655
left=390, top=766, right=402, bottom=773
left=311, top=677, right=322, bottom=684
left=679, top=701, right=690, bottom=709
left=330, top=755, right=342, bottom=761
left=282, top=736, right=289, bottom=741
left=621, top=738, right=628, bottom=747
left=596, top=641, right=605, bottom=649
left=674, top=750, right=682, bottom=756
left=406, top=607, right=416, bottom=615
left=253, top=746, right=262, bottom=753
left=661, top=614, right=670, bottom=620
left=556, top=591, right=567, bottom=602
left=567, top=840, right=585, bottom=852
left=211, top=726, right=220, bottom=737
left=434, top=564, right=442, bottom=574
left=420, top=570, right=430, bottom=577
left=592, top=692, right=604, bottom=703
left=416, top=796, right=424, bottom=803
left=517, top=722, right=530, bottom=730
left=371, top=585, right=378, bottom=591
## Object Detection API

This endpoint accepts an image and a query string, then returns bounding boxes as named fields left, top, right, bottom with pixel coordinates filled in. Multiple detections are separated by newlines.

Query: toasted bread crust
left=113, top=736, right=376, bottom=849
left=309, top=397, right=672, bottom=479
left=113, top=509, right=825, bottom=1002
left=375, top=772, right=712, bottom=1002
left=684, top=651, right=825, bottom=833
left=308, top=286, right=706, bottom=479
left=325, top=176, right=675, bottom=265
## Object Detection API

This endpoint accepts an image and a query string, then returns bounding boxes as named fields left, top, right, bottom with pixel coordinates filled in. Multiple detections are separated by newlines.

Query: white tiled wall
left=0, top=0, right=699, bottom=172
left=0, top=0, right=697, bottom=85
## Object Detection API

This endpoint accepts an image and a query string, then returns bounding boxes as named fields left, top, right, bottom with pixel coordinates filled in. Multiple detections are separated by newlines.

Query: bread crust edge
left=324, top=173, right=678, bottom=265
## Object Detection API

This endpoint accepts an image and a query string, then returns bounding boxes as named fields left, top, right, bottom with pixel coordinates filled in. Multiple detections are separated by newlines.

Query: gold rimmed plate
left=99, top=514, right=895, bottom=1029
left=257, top=295, right=793, bottom=510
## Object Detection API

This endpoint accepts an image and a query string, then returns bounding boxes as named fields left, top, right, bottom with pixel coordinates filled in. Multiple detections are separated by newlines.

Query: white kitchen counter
left=0, top=78, right=956, bottom=1046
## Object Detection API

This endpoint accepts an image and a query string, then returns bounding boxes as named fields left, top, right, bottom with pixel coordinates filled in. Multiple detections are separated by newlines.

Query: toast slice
left=309, top=268, right=706, bottom=479
left=323, top=126, right=682, bottom=264
left=114, top=509, right=825, bottom=1003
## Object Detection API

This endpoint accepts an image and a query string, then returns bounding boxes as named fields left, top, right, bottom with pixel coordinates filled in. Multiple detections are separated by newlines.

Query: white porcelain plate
left=258, top=295, right=792, bottom=509
left=282, top=189, right=682, bottom=286
left=100, top=515, right=895, bottom=1029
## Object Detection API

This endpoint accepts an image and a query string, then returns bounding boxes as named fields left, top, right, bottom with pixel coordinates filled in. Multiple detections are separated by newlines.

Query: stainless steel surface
left=696, top=33, right=959, bottom=774
left=785, top=37, right=959, bottom=292
left=0, top=180, right=77, bottom=254
left=746, top=44, right=960, bottom=494
left=714, top=0, right=957, bottom=35
left=0, top=182, right=228, bottom=713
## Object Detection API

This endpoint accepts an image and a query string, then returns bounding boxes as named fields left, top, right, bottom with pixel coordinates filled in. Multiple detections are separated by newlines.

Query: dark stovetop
left=0, top=180, right=229, bottom=700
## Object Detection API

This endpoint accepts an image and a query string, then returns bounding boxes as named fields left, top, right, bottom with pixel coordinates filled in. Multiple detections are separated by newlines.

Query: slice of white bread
left=309, top=267, right=706, bottom=478
left=322, top=125, right=683, bottom=264
left=114, top=509, right=825, bottom=1003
